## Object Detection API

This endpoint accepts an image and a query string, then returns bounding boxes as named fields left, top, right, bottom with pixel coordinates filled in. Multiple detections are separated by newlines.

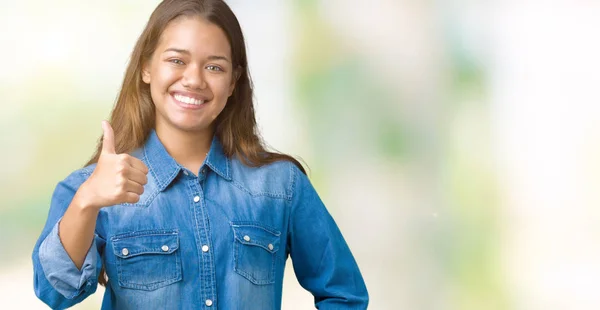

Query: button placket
left=186, top=178, right=215, bottom=307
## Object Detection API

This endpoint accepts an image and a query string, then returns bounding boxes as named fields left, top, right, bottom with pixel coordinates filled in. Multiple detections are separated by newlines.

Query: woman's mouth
left=171, top=93, right=209, bottom=110
left=173, top=93, right=205, bottom=105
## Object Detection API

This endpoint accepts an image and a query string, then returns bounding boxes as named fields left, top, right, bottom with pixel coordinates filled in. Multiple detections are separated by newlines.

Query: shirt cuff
left=38, top=219, right=97, bottom=299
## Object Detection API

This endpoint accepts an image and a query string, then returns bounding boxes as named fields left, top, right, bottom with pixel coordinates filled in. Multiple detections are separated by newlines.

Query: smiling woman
left=30, top=0, right=368, bottom=309
left=142, top=17, right=237, bottom=141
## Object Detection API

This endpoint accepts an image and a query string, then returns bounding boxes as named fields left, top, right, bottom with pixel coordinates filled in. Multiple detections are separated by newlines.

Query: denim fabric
left=32, top=130, right=368, bottom=309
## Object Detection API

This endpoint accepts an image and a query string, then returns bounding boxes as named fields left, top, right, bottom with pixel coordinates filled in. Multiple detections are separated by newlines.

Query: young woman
left=32, top=0, right=368, bottom=309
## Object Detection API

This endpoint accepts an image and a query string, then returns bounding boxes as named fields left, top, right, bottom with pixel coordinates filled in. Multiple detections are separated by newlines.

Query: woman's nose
left=181, top=65, right=207, bottom=90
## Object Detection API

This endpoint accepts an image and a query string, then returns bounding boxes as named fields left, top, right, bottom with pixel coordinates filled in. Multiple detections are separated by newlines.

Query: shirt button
left=161, top=245, right=169, bottom=252
left=121, top=248, right=129, bottom=256
left=183, top=170, right=189, bottom=176
left=205, top=299, right=213, bottom=307
left=201, top=168, right=206, bottom=174
left=193, top=196, right=200, bottom=203
left=243, top=235, right=251, bottom=242
left=202, top=245, right=209, bottom=252
left=268, top=244, right=274, bottom=251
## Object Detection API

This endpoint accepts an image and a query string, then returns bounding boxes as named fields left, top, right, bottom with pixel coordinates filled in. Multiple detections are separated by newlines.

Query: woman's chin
left=172, top=121, right=213, bottom=134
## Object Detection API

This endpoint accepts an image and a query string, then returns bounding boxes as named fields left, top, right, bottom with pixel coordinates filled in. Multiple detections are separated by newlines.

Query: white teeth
left=174, top=94, right=204, bottom=105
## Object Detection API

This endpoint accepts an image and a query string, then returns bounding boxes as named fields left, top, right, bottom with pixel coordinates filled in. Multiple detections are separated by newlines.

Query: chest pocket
left=231, top=222, right=281, bottom=285
left=111, top=230, right=182, bottom=291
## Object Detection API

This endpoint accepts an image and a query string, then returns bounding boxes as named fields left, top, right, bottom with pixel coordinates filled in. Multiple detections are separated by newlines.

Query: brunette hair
left=87, top=0, right=306, bottom=286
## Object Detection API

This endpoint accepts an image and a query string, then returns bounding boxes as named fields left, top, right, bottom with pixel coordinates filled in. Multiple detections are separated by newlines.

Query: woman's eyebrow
left=207, top=55, right=231, bottom=63
left=163, top=47, right=190, bottom=55
left=163, top=47, right=231, bottom=63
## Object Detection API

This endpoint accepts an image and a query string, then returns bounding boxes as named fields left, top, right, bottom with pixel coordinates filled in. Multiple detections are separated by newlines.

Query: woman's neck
left=155, top=125, right=213, bottom=175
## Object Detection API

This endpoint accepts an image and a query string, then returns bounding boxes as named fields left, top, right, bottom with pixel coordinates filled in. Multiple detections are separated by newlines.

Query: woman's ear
left=141, top=62, right=151, bottom=84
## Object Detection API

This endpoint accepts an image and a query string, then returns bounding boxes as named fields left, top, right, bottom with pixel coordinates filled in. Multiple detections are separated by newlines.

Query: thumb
left=101, top=120, right=116, bottom=154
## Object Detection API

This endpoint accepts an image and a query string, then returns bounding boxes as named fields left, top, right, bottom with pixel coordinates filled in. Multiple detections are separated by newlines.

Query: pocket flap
left=111, top=230, right=179, bottom=259
left=231, top=223, right=281, bottom=253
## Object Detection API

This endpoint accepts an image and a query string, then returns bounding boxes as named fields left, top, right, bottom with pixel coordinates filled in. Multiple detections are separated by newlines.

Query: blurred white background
left=1, top=0, right=599, bottom=309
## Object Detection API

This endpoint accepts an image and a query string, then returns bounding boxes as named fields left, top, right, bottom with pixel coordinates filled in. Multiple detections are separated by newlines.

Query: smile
left=173, top=94, right=205, bottom=105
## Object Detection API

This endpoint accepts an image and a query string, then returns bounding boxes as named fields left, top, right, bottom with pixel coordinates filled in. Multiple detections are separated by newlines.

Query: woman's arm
left=58, top=186, right=101, bottom=270
left=32, top=122, right=148, bottom=308
left=288, top=166, right=369, bottom=309
left=32, top=169, right=104, bottom=309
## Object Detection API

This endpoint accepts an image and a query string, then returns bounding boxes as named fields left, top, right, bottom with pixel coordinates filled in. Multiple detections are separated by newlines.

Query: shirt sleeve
left=32, top=168, right=104, bottom=309
left=288, top=166, right=369, bottom=309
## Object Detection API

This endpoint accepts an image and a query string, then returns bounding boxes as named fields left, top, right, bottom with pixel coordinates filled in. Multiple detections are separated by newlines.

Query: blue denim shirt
left=32, top=130, right=368, bottom=309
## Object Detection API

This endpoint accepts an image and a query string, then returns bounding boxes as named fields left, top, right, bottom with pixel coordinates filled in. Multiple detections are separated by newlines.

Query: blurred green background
left=2, top=1, right=600, bottom=309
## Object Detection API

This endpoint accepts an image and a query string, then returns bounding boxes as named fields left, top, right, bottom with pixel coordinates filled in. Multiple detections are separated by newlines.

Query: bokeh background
left=1, top=0, right=600, bottom=309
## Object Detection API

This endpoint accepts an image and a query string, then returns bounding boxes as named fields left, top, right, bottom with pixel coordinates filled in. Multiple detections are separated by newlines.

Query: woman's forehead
left=156, top=16, right=231, bottom=57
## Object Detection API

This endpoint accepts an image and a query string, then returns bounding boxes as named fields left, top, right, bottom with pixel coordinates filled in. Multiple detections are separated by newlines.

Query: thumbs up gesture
left=77, top=121, right=149, bottom=210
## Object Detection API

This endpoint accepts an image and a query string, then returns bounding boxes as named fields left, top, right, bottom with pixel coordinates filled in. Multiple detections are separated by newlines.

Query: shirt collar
left=204, top=134, right=231, bottom=181
left=143, top=130, right=231, bottom=191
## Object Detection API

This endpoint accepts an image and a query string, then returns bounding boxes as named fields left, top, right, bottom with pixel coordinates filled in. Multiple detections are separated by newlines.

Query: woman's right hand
left=76, top=121, right=149, bottom=210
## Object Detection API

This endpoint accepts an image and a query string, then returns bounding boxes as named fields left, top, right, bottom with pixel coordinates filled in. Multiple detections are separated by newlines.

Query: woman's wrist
left=72, top=183, right=102, bottom=213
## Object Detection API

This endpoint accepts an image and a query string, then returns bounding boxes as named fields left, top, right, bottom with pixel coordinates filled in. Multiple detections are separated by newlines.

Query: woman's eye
left=206, top=65, right=223, bottom=72
left=170, top=59, right=185, bottom=65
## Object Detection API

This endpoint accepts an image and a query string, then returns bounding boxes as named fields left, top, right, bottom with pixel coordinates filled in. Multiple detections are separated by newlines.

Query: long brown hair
left=88, top=0, right=306, bottom=286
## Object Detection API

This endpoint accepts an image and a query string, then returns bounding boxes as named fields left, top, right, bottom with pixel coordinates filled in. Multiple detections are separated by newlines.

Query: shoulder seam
left=286, top=162, right=297, bottom=201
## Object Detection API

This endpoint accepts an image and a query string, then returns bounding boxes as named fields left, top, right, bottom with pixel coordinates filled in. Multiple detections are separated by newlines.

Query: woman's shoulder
left=230, top=156, right=305, bottom=180
left=57, top=163, right=97, bottom=189
left=228, top=157, right=305, bottom=200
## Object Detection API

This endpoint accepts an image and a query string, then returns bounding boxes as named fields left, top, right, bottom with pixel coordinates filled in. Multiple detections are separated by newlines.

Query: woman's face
left=142, top=16, right=236, bottom=135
